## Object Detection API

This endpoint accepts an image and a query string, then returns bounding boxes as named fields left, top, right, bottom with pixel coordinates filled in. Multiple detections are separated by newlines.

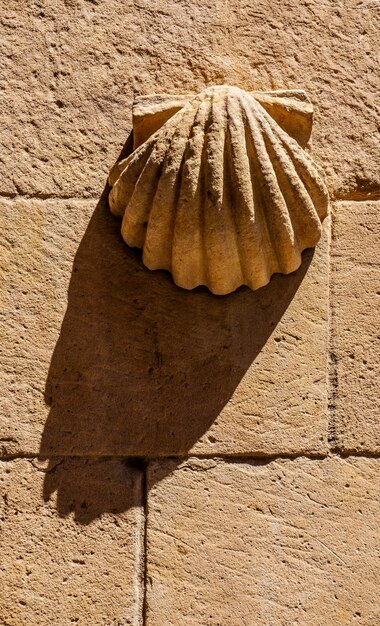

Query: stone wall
left=1, top=1, right=379, bottom=624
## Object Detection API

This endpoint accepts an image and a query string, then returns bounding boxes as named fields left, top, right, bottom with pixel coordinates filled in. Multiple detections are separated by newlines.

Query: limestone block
left=0, top=198, right=95, bottom=456
left=1, top=1, right=379, bottom=198
left=190, top=220, right=329, bottom=456
left=0, top=458, right=143, bottom=625
left=331, top=201, right=380, bottom=453
left=1, top=198, right=329, bottom=457
left=146, top=457, right=380, bottom=626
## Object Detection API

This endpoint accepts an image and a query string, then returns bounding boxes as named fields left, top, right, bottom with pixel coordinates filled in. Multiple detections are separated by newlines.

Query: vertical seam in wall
left=142, top=461, right=148, bottom=626
left=327, top=205, right=338, bottom=452
left=132, top=459, right=148, bottom=626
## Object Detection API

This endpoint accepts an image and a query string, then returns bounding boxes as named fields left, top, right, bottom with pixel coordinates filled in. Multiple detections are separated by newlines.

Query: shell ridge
left=108, top=152, right=134, bottom=188
left=223, top=105, right=247, bottom=288
left=239, top=91, right=282, bottom=276
left=242, top=92, right=297, bottom=273
left=243, top=93, right=285, bottom=281
left=252, top=104, right=309, bottom=271
left=109, top=142, right=155, bottom=216
left=170, top=95, right=213, bottom=289
left=142, top=110, right=196, bottom=271
left=195, top=94, right=212, bottom=290
left=221, top=96, right=246, bottom=290
left=121, top=108, right=193, bottom=248
left=226, top=92, right=274, bottom=290
left=121, top=131, right=174, bottom=247
left=202, top=89, right=243, bottom=294
left=203, top=90, right=221, bottom=289
left=255, top=105, right=322, bottom=252
left=258, top=107, right=329, bottom=220
left=260, top=126, right=316, bottom=255
left=274, top=124, right=329, bottom=222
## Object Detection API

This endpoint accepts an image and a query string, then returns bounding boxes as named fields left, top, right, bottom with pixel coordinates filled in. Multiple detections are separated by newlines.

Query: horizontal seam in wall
left=1, top=192, right=380, bottom=202
left=1, top=451, right=380, bottom=463
left=0, top=193, right=101, bottom=201
left=332, top=191, right=380, bottom=202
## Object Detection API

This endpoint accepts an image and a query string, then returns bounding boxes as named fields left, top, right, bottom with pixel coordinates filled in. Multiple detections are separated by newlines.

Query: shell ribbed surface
left=108, top=85, right=329, bottom=295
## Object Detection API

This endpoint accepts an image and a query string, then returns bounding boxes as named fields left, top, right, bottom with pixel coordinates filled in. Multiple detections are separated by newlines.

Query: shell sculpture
left=108, top=85, right=329, bottom=295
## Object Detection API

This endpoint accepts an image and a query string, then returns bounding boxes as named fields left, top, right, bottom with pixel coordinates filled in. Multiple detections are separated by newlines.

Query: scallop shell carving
left=109, top=85, right=329, bottom=295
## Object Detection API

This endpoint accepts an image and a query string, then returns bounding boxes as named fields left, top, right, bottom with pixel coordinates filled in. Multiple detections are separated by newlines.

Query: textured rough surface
left=331, top=201, right=380, bottom=453
left=191, top=221, right=329, bottom=456
left=1, top=2, right=380, bottom=623
left=146, top=457, right=380, bottom=626
left=0, top=458, right=143, bottom=626
left=0, top=198, right=94, bottom=456
left=1, top=0, right=379, bottom=198
left=1, top=197, right=329, bottom=457
left=109, top=86, right=328, bottom=295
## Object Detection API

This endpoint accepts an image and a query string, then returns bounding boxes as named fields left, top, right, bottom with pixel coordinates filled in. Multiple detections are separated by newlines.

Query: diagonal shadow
left=40, top=136, right=314, bottom=523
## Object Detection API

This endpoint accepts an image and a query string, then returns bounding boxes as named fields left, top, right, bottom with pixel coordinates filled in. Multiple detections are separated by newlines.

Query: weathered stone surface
left=191, top=221, right=329, bottom=456
left=146, top=457, right=380, bottom=626
left=331, top=201, right=380, bottom=453
left=109, top=86, right=329, bottom=295
left=1, top=1, right=379, bottom=624
left=1, top=197, right=329, bottom=457
left=0, top=458, right=143, bottom=625
left=0, top=198, right=94, bottom=456
left=1, top=1, right=379, bottom=198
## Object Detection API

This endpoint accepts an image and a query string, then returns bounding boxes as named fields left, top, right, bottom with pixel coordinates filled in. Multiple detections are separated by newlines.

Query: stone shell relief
left=108, top=85, right=329, bottom=295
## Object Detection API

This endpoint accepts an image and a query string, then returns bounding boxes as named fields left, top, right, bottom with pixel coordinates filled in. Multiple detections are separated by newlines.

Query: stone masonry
left=1, top=1, right=379, bottom=624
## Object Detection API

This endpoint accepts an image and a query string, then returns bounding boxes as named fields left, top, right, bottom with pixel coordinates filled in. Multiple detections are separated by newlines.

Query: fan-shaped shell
left=108, top=85, right=329, bottom=295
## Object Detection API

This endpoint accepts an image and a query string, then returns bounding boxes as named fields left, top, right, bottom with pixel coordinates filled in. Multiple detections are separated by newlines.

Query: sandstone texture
left=1, top=197, right=329, bottom=457
left=331, top=201, right=380, bottom=453
left=191, top=221, right=329, bottom=456
left=1, top=0, right=379, bottom=199
left=0, top=458, right=143, bottom=626
left=1, top=1, right=379, bottom=624
left=0, top=198, right=95, bottom=456
left=146, top=457, right=380, bottom=626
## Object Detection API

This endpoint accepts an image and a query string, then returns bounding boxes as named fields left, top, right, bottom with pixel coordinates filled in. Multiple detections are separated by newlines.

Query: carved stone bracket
left=108, top=85, right=329, bottom=295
